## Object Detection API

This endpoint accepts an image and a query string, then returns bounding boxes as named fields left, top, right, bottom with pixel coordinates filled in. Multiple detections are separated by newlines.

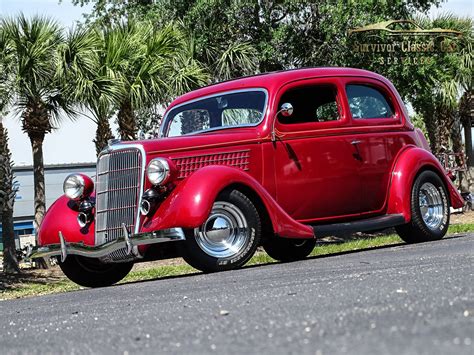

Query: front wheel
left=59, top=255, right=133, bottom=288
left=396, top=170, right=450, bottom=243
left=263, top=238, right=316, bottom=262
left=180, top=189, right=261, bottom=272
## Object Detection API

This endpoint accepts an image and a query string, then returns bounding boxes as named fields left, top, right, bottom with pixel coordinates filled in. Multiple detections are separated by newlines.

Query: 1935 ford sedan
left=29, top=68, right=464, bottom=287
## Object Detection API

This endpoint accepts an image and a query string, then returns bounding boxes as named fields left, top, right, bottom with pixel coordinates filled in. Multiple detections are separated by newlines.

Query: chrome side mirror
left=280, top=102, right=293, bottom=117
left=271, top=102, right=294, bottom=142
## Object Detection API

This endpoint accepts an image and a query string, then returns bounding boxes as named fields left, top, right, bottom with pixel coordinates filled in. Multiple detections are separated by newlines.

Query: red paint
left=387, top=147, right=464, bottom=220
left=38, top=67, right=463, bottom=249
left=140, top=165, right=314, bottom=239
left=80, top=173, right=95, bottom=198
left=38, top=195, right=95, bottom=246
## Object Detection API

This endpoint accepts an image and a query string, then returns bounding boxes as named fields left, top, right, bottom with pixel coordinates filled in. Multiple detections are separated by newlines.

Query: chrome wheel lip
left=419, top=182, right=445, bottom=230
left=194, top=201, right=249, bottom=258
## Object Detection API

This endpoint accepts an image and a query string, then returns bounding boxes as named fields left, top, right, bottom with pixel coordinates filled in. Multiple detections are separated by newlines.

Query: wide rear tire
left=180, top=189, right=261, bottom=272
left=59, top=255, right=133, bottom=288
left=396, top=170, right=450, bottom=243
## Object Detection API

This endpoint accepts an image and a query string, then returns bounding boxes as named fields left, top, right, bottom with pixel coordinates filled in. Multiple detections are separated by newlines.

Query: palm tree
left=60, top=26, right=120, bottom=155
left=0, top=23, right=20, bottom=273
left=0, top=126, right=20, bottom=273
left=414, top=14, right=473, bottom=195
left=102, top=21, right=209, bottom=141
left=4, top=16, right=107, bottom=267
left=2, top=15, right=68, bottom=239
left=413, top=15, right=473, bottom=157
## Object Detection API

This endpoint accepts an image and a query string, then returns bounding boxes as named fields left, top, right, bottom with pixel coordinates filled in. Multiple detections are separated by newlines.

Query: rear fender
left=38, top=195, right=95, bottom=246
left=140, top=166, right=314, bottom=239
left=387, top=147, right=464, bottom=220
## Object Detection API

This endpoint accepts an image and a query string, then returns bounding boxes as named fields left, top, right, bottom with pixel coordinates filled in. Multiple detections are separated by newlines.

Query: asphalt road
left=1, top=234, right=473, bottom=355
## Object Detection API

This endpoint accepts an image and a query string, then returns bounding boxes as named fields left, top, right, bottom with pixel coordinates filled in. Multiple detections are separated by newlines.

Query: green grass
left=1, top=223, right=472, bottom=301
left=448, top=223, right=474, bottom=234
left=0, top=279, right=81, bottom=301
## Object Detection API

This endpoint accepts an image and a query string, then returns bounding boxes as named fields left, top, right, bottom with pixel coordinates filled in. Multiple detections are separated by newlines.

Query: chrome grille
left=95, top=147, right=143, bottom=247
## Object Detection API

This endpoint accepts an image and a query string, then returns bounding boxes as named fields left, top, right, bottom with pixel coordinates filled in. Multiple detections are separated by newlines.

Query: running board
left=312, top=214, right=406, bottom=237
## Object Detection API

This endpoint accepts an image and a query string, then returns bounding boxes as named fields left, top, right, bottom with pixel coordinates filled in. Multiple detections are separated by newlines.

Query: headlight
left=147, top=158, right=171, bottom=185
left=63, top=174, right=93, bottom=200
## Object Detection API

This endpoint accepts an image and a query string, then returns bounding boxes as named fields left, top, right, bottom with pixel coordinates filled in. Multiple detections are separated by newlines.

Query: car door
left=342, top=79, right=406, bottom=212
left=272, top=78, right=365, bottom=222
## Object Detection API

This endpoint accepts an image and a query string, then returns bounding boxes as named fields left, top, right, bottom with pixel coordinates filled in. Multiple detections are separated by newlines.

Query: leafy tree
left=70, top=0, right=441, bottom=70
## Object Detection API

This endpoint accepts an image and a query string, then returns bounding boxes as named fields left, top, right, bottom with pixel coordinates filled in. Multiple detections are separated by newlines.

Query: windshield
left=161, top=89, right=267, bottom=137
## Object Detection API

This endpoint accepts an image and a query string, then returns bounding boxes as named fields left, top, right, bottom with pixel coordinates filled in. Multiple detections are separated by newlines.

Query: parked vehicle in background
left=28, top=68, right=465, bottom=287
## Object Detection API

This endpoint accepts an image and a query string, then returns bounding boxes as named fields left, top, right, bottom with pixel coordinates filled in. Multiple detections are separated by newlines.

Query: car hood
left=118, top=128, right=262, bottom=158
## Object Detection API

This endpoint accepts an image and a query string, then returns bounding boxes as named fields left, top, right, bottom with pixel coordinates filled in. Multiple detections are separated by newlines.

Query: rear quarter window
left=346, top=84, right=395, bottom=119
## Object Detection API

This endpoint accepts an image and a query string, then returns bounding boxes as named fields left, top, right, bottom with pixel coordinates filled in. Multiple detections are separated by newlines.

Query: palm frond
left=215, top=41, right=258, bottom=81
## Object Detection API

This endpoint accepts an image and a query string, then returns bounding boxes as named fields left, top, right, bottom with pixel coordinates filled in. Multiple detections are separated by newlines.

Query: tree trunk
left=464, top=120, right=473, bottom=168
left=117, top=99, right=137, bottom=141
left=436, top=107, right=451, bottom=157
left=2, top=209, right=20, bottom=273
left=30, top=135, right=46, bottom=232
left=94, top=116, right=114, bottom=156
left=449, top=108, right=468, bottom=192
left=29, top=135, right=49, bottom=269
left=0, top=123, right=20, bottom=273
left=460, top=91, right=473, bottom=194
left=22, top=100, right=52, bottom=269
left=422, top=106, right=439, bottom=154
left=460, top=91, right=473, bottom=168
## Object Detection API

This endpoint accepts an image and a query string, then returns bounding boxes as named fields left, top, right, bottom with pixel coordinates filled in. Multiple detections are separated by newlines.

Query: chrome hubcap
left=195, top=201, right=249, bottom=258
left=419, top=182, right=444, bottom=230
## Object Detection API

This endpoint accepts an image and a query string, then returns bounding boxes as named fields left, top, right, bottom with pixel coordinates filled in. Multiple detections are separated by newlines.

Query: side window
left=346, top=84, right=395, bottom=119
left=278, top=84, right=340, bottom=124
left=222, top=109, right=262, bottom=126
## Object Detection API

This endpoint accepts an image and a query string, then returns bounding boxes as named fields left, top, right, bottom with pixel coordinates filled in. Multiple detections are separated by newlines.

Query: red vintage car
left=29, top=68, right=464, bottom=287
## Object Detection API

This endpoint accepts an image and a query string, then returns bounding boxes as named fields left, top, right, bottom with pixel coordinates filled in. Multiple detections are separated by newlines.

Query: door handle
left=351, top=140, right=363, bottom=161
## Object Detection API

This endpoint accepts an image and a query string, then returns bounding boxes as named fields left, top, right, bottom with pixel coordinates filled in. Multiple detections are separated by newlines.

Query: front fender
left=140, top=166, right=314, bottom=239
left=387, top=147, right=464, bottom=220
left=38, top=195, right=95, bottom=246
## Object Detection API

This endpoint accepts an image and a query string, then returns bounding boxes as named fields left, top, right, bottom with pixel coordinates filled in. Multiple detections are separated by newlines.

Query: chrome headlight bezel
left=63, top=174, right=86, bottom=200
left=146, top=158, right=171, bottom=186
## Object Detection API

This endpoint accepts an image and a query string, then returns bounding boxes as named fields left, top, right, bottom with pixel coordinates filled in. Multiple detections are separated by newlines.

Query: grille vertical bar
left=95, top=148, right=142, bottom=247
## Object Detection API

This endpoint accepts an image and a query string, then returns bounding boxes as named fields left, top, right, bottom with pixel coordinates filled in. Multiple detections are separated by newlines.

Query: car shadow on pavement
left=115, top=234, right=470, bottom=288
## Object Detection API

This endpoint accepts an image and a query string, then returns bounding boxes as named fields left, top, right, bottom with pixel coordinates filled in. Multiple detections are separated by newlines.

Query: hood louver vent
left=172, top=150, right=250, bottom=179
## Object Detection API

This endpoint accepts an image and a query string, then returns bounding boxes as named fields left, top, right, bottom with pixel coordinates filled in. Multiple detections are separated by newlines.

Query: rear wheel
left=263, top=237, right=316, bottom=262
left=396, top=170, right=450, bottom=243
left=180, top=189, right=261, bottom=272
left=59, top=255, right=133, bottom=288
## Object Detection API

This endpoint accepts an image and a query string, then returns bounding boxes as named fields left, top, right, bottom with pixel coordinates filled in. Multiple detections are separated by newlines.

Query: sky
left=0, top=0, right=473, bottom=166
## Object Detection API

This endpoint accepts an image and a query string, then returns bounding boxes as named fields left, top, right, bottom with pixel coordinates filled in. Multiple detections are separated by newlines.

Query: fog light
left=77, top=212, right=92, bottom=227
left=77, top=199, right=94, bottom=227
left=140, top=199, right=151, bottom=216
left=140, top=188, right=162, bottom=216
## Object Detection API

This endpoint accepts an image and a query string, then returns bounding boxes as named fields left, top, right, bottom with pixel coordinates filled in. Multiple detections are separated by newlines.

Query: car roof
left=168, top=67, right=390, bottom=109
